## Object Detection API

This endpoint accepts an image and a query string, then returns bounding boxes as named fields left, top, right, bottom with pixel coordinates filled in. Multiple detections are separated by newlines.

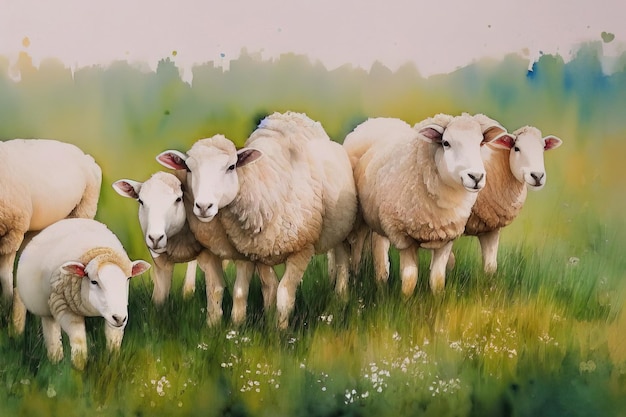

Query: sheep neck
left=465, top=147, right=527, bottom=235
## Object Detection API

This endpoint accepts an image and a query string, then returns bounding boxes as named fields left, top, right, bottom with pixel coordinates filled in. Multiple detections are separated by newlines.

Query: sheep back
left=354, top=116, right=478, bottom=250
left=219, top=112, right=328, bottom=264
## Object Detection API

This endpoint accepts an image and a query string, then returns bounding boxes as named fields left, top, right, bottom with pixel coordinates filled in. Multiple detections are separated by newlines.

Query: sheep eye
left=227, top=164, right=236, bottom=172
left=175, top=196, right=182, bottom=203
left=514, top=146, right=520, bottom=152
left=138, top=198, right=144, bottom=206
left=90, top=280, right=99, bottom=286
left=442, top=140, right=451, bottom=148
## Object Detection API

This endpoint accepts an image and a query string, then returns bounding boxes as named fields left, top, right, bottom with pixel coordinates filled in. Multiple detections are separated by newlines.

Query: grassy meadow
left=1, top=42, right=626, bottom=416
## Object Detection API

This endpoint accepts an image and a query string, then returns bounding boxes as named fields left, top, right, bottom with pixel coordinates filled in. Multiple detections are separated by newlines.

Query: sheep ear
left=61, top=262, right=87, bottom=277
left=544, top=136, right=563, bottom=151
left=487, top=133, right=516, bottom=150
left=112, top=179, right=142, bottom=199
left=482, top=125, right=507, bottom=143
left=236, top=148, right=263, bottom=168
left=130, top=260, right=151, bottom=277
left=156, top=150, right=189, bottom=171
left=418, top=124, right=444, bottom=143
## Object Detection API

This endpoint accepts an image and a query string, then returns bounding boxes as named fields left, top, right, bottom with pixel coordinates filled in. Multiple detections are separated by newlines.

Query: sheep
left=1, top=139, right=102, bottom=308
left=157, top=111, right=357, bottom=329
left=112, top=172, right=203, bottom=304
left=460, top=125, right=563, bottom=273
left=113, top=172, right=274, bottom=326
left=12, top=218, right=150, bottom=370
left=345, top=114, right=510, bottom=295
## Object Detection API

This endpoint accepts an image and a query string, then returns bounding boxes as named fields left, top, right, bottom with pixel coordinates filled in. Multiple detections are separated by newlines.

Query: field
left=1, top=42, right=625, bottom=416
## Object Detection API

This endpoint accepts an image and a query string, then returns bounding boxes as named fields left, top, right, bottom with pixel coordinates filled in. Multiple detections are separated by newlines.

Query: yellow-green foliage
left=1, top=41, right=625, bottom=416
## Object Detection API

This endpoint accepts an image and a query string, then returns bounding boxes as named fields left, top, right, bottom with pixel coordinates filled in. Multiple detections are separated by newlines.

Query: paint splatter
left=601, top=31, right=615, bottom=43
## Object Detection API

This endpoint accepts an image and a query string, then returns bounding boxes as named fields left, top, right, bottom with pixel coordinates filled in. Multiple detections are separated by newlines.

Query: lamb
left=0, top=139, right=102, bottom=305
left=157, top=111, right=357, bottom=329
left=112, top=172, right=203, bottom=304
left=12, top=218, right=150, bottom=370
left=460, top=125, right=563, bottom=273
left=345, top=114, right=510, bottom=295
left=113, top=172, right=274, bottom=326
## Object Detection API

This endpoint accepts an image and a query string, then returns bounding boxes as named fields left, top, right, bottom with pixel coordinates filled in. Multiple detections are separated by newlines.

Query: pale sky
left=1, top=0, right=625, bottom=80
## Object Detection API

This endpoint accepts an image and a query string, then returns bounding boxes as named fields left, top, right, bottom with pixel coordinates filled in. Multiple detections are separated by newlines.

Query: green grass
left=2, top=215, right=625, bottom=416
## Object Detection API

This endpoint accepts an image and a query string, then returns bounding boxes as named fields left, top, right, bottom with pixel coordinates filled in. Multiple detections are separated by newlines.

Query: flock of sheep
left=0, top=111, right=562, bottom=369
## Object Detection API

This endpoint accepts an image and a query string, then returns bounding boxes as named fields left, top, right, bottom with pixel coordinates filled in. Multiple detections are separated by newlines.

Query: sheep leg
left=197, top=251, right=225, bottom=327
left=326, top=249, right=336, bottom=286
left=0, top=252, right=17, bottom=302
left=11, top=291, right=27, bottom=336
left=429, top=241, right=454, bottom=293
left=372, top=232, right=391, bottom=284
left=256, top=264, right=278, bottom=311
left=332, top=241, right=350, bottom=299
left=41, top=316, right=64, bottom=363
left=478, top=229, right=500, bottom=274
left=231, top=260, right=255, bottom=325
left=150, top=260, right=174, bottom=306
left=277, top=247, right=315, bottom=330
left=399, top=246, right=419, bottom=297
left=58, top=313, right=88, bottom=370
left=104, top=323, right=125, bottom=352
left=348, top=224, right=369, bottom=274
left=67, top=176, right=99, bottom=220
left=182, top=260, right=198, bottom=298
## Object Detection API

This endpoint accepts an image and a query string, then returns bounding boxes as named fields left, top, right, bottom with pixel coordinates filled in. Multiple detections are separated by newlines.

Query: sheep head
left=60, top=256, right=150, bottom=328
left=112, top=173, right=186, bottom=257
left=495, top=126, right=563, bottom=189
left=417, top=114, right=487, bottom=192
left=157, top=135, right=262, bottom=223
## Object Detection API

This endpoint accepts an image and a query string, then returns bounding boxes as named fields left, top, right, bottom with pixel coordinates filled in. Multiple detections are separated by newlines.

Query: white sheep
left=0, top=139, right=102, bottom=304
left=112, top=172, right=203, bottom=304
left=345, top=114, right=507, bottom=295
left=113, top=172, right=274, bottom=326
left=157, top=111, right=357, bottom=328
left=13, top=218, right=150, bottom=370
left=460, top=125, right=563, bottom=273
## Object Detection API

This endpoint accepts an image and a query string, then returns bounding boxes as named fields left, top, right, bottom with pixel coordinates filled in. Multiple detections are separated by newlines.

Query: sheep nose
left=530, top=172, right=545, bottom=184
left=112, top=315, right=127, bottom=327
left=468, top=172, right=484, bottom=185
left=195, top=202, right=213, bottom=214
left=148, top=234, right=164, bottom=246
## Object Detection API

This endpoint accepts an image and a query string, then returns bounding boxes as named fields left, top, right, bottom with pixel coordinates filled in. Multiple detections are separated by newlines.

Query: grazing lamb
left=461, top=125, right=563, bottom=273
left=13, top=218, right=150, bottom=370
left=346, top=114, right=510, bottom=295
left=113, top=172, right=273, bottom=326
left=0, top=139, right=102, bottom=304
left=112, top=172, right=203, bottom=304
left=157, top=111, right=357, bottom=328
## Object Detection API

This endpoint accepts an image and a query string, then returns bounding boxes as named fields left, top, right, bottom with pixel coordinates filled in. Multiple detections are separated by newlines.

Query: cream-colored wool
left=160, top=112, right=357, bottom=328
left=0, top=139, right=101, bottom=304
left=460, top=125, right=562, bottom=273
left=348, top=114, right=500, bottom=294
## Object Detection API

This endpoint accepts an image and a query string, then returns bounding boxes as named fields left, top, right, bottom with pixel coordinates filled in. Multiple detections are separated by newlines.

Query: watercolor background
left=1, top=1, right=626, bottom=416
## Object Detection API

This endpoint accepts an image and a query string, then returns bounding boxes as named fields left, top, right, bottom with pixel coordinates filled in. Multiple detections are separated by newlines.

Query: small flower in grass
left=392, top=331, right=401, bottom=342
left=579, top=360, right=596, bottom=373
left=568, top=257, right=580, bottom=266
left=46, top=385, right=57, bottom=398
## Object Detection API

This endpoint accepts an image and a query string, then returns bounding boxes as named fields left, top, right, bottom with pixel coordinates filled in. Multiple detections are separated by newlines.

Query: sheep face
left=61, top=260, right=149, bottom=328
left=113, top=175, right=186, bottom=256
left=503, top=128, right=563, bottom=189
left=157, top=137, right=262, bottom=223
left=419, top=119, right=487, bottom=192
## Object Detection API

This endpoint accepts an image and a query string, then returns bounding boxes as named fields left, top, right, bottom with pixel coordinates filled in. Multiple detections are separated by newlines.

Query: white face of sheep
left=418, top=120, right=487, bottom=192
left=489, top=129, right=563, bottom=189
left=156, top=147, right=262, bottom=222
left=61, top=260, right=150, bottom=328
left=112, top=177, right=186, bottom=256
